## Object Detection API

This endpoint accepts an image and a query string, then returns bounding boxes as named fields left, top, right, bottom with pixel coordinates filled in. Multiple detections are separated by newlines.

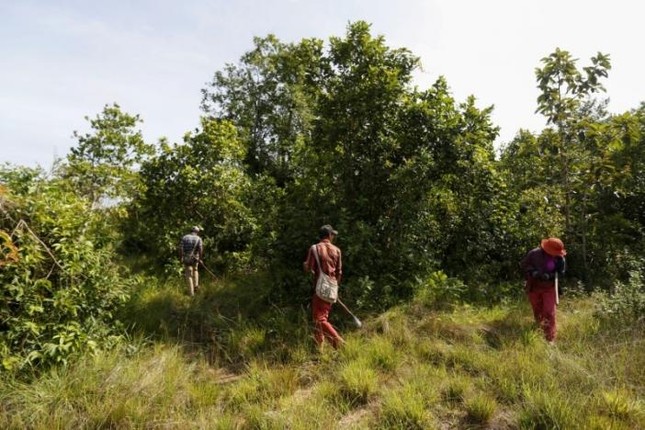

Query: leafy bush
left=0, top=169, right=132, bottom=372
left=413, top=271, right=468, bottom=308
left=596, top=269, right=645, bottom=323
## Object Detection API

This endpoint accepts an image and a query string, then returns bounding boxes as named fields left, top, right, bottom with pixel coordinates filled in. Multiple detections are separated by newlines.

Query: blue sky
left=2, top=0, right=644, bottom=168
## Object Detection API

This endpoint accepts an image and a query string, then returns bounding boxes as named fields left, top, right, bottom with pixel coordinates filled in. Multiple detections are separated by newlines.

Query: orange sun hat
left=541, top=237, right=566, bottom=257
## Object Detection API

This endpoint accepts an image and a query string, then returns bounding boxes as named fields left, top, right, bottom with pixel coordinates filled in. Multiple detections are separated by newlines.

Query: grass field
left=1, top=276, right=643, bottom=429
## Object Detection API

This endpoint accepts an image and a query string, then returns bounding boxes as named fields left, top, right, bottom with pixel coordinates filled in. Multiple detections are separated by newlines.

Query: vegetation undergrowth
left=1, top=277, right=642, bottom=429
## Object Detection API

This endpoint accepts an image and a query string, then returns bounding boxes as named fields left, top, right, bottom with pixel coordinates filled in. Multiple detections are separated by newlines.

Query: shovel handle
left=337, top=298, right=362, bottom=326
left=555, top=272, right=560, bottom=305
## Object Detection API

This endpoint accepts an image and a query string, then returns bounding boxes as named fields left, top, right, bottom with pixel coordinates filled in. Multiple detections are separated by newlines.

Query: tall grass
left=1, top=279, right=643, bottom=429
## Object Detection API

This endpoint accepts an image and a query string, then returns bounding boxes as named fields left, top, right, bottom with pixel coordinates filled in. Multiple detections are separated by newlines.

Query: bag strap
left=188, top=236, right=200, bottom=261
left=312, top=244, right=329, bottom=280
left=311, top=244, right=321, bottom=271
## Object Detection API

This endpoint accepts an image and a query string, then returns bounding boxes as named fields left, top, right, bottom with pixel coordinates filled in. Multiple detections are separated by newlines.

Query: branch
left=11, top=219, right=66, bottom=273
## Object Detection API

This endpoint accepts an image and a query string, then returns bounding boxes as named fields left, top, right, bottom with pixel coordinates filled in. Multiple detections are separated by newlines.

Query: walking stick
left=555, top=272, right=560, bottom=305
left=198, top=259, right=218, bottom=280
left=336, top=298, right=362, bottom=328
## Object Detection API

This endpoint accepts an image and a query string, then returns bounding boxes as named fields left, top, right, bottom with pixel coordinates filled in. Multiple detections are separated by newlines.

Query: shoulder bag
left=312, top=244, right=338, bottom=303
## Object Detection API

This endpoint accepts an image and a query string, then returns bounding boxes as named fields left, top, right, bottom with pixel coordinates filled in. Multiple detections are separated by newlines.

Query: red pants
left=527, top=285, right=557, bottom=341
left=312, top=295, right=343, bottom=348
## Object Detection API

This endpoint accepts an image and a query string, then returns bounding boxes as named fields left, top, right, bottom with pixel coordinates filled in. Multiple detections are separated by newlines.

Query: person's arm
left=336, top=248, right=342, bottom=284
left=197, top=237, right=203, bottom=261
left=520, top=250, right=547, bottom=280
left=304, top=245, right=315, bottom=273
left=178, top=239, right=184, bottom=261
left=519, top=251, right=535, bottom=280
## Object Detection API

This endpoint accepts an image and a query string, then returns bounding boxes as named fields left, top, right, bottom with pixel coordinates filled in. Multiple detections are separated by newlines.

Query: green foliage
left=128, top=118, right=258, bottom=272
left=536, top=48, right=611, bottom=126
left=4, top=25, right=645, bottom=430
left=202, top=34, right=323, bottom=184
left=7, top=24, right=645, bottom=385
left=531, top=49, right=614, bottom=282
left=499, top=52, right=645, bottom=289
left=0, top=167, right=132, bottom=372
left=63, top=103, right=154, bottom=206
left=413, top=271, right=468, bottom=308
left=200, top=21, right=507, bottom=305
left=596, top=269, right=645, bottom=323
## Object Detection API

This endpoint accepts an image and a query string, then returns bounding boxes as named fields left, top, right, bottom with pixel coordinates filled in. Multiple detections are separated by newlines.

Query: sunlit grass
left=517, top=384, right=581, bottom=429
left=0, top=293, right=642, bottom=429
left=464, top=391, right=497, bottom=425
left=377, top=384, right=435, bottom=429
left=337, top=358, right=379, bottom=408
left=441, top=374, right=470, bottom=404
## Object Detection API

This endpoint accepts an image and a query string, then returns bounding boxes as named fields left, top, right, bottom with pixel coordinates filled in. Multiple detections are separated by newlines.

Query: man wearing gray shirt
left=179, top=226, right=203, bottom=296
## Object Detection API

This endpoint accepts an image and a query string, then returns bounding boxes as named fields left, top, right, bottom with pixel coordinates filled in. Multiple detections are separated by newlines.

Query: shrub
left=413, top=271, right=467, bottom=308
left=596, top=269, right=645, bottom=324
left=0, top=170, right=132, bottom=372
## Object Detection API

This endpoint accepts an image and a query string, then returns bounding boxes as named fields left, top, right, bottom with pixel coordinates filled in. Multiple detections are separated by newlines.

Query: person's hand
left=555, top=257, right=565, bottom=274
left=540, top=272, right=554, bottom=281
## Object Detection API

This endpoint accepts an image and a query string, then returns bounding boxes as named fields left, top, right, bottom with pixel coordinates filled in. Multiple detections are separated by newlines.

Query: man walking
left=520, top=237, right=566, bottom=343
left=179, top=226, right=203, bottom=296
left=304, top=225, right=345, bottom=350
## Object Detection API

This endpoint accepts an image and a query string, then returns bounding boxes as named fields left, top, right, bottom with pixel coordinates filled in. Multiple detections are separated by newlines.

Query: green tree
left=499, top=129, right=567, bottom=244
left=64, top=104, right=154, bottom=206
left=129, top=118, right=257, bottom=272
left=534, top=48, right=611, bottom=280
left=206, top=22, right=505, bottom=304
left=202, top=35, right=324, bottom=185
left=589, top=106, right=645, bottom=284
